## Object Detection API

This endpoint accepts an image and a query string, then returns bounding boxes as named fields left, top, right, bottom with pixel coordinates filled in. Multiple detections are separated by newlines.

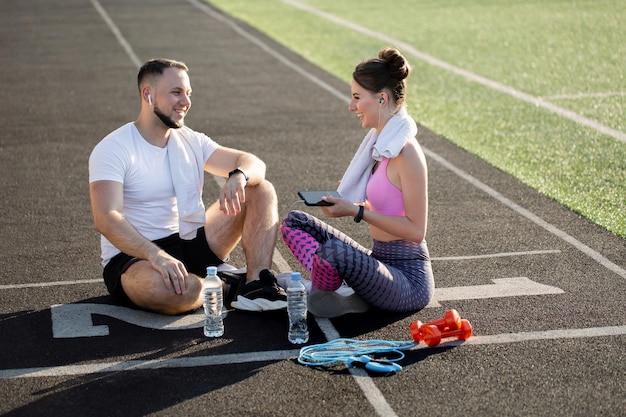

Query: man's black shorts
left=102, top=227, right=223, bottom=307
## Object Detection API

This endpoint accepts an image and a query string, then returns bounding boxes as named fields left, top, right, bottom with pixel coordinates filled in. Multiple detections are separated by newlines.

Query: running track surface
left=0, top=1, right=624, bottom=416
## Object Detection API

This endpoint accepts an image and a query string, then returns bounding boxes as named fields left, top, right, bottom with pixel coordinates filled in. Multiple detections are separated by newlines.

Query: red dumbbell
left=421, top=318, right=473, bottom=347
left=409, top=309, right=462, bottom=343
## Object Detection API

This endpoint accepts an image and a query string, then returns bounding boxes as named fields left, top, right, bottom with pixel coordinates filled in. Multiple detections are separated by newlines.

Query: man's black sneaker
left=230, top=269, right=288, bottom=311
left=216, top=270, right=246, bottom=308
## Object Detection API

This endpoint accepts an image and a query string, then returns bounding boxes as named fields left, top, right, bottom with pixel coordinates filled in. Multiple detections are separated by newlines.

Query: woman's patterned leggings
left=281, top=210, right=435, bottom=312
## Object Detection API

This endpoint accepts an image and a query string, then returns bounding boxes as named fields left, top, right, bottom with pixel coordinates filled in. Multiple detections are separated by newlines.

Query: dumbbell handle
left=422, top=319, right=473, bottom=347
left=409, top=309, right=462, bottom=342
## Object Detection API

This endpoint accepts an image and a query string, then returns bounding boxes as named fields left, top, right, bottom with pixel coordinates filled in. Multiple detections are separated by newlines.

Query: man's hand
left=219, top=174, right=246, bottom=216
left=149, top=249, right=189, bottom=294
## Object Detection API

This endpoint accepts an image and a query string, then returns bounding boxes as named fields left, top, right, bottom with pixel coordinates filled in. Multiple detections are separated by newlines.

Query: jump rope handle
left=347, top=355, right=403, bottom=373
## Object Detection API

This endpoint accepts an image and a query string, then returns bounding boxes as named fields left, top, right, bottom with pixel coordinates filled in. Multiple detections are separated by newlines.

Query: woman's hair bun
left=379, top=47, right=411, bottom=81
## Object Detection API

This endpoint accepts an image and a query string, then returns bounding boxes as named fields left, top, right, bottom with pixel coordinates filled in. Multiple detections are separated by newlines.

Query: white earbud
left=147, top=94, right=153, bottom=106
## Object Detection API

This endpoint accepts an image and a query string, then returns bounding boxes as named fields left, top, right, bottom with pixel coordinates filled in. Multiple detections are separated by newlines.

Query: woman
left=281, top=47, right=434, bottom=318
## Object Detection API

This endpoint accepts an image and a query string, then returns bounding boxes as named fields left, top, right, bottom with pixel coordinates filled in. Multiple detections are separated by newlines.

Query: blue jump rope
left=298, top=338, right=415, bottom=373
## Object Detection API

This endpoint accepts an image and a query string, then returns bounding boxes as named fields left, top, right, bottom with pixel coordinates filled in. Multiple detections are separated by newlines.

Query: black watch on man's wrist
left=228, top=167, right=248, bottom=182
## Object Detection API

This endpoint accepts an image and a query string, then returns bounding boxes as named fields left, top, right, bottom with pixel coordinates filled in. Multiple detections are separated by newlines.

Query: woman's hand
left=319, top=196, right=360, bottom=218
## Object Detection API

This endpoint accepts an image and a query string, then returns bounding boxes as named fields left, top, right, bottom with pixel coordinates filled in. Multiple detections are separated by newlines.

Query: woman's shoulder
left=392, top=139, right=426, bottom=172
left=395, top=137, right=423, bottom=159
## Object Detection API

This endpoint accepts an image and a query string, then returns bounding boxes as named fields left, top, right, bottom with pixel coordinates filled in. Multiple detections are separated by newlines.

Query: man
left=89, top=58, right=286, bottom=315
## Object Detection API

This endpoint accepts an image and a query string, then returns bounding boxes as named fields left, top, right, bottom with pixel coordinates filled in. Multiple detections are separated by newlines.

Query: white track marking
left=462, top=325, right=626, bottom=346
left=424, top=149, right=626, bottom=281
left=545, top=91, right=626, bottom=100
left=185, top=0, right=350, bottom=104
left=282, top=0, right=626, bottom=144
left=0, top=279, right=101, bottom=289
left=2, top=325, right=624, bottom=379
left=426, top=277, right=564, bottom=308
left=0, top=251, right=560, bottom=289
left=49, top=279, right=562, bottom=337
left=90, top=0, right=141, bottom=67
left=0, top=349, right=300, bottom=379
left=432, top=249, right=561, bottom=261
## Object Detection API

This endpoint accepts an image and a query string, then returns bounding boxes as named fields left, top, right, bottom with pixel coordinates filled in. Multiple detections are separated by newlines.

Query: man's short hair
left=137, top=58, right=189, bottom=91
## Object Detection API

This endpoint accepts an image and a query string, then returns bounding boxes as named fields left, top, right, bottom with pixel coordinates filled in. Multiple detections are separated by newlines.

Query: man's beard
left=154, top=105, right=184, bottom=129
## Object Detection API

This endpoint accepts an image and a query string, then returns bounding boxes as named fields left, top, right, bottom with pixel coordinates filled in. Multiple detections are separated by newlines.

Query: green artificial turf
left=206, top=0, right=626, bottom=238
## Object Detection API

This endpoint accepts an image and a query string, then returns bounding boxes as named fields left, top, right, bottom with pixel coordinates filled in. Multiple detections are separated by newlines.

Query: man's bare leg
left=204, top=179, right=279, bottom=283
left=239, top=180, right=279, bottom=280
left=121, top=261, right=204, bottom=315
left=204, top=180, right=285, bottom=311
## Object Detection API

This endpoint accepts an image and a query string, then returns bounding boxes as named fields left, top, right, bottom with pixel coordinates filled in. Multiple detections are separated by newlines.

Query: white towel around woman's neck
left=168, top=129, right=206, bottom=240
left=337, top=107, right=417, bottom=203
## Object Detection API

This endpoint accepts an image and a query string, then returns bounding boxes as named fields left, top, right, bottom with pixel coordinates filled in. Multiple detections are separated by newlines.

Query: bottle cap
left=206, top=266, right=218, bottom=276
left=291, top=272, right=301, bottom=280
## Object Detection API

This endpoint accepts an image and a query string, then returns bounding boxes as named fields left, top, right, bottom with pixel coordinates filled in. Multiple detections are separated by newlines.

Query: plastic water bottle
left=202, top=266, right=224, bottom=337
left=287, top=272, right=309, bottom=344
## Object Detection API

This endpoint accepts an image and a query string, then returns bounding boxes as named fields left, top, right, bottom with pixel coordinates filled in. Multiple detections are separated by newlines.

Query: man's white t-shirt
left=89, top=123, right=218, bottom=266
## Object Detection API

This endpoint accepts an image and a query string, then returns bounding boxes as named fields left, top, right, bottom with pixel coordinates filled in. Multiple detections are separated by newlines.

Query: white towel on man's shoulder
left=337, top=107, right=417, bottom=203
left=168, top=129, right=206, bottom=240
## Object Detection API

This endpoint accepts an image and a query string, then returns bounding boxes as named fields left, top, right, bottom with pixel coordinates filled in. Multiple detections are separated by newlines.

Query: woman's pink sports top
left=366, top=158, right=405, bottom=216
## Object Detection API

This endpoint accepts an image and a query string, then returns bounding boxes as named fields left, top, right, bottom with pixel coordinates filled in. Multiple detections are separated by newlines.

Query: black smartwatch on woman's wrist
left=353, top=205, right=364, bottom=223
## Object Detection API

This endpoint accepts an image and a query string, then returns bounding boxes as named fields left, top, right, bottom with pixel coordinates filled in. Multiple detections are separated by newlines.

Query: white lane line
left=427, top=277, right=564, bottom=308
left=462, top=325, right=626, bottom=346
left=185, top=0, right=350, bottom=105
left=282, top=0, right=626, bottom=144
left=0, top=280, right=102, bottom=290
left=2, top=325, right=624, bottom=379
left=424, top=149, right=626, bottom=281
left=545, top=91, right=626, bottom=100
left=0, top=349, right=300, bottom=379
left=0, top=251, right=560, bottom=289
left=432, top=249, right=561, bottom=261
left=90, top=0, right=141, bottom=67
left=48, top=279, right=561, bottom=337
left=349, top=368, right=400, bottom=417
